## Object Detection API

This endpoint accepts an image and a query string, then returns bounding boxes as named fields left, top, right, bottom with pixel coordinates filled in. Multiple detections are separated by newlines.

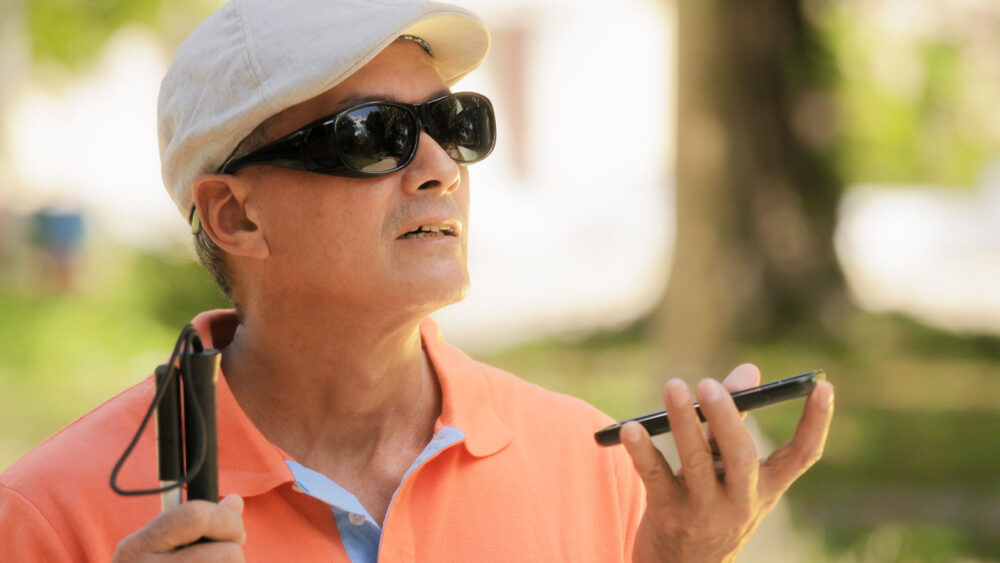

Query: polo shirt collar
left=188, top=310, right=513, bottom=498
left=420, top=318, right=512, bottom=457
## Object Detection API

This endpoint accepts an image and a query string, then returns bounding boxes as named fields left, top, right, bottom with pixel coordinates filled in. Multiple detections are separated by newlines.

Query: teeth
left=401, top=224, right=454, bottom=239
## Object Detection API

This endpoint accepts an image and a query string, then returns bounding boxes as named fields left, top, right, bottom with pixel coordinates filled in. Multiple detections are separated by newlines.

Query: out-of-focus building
left=837, top=169, right=1000, bottom=334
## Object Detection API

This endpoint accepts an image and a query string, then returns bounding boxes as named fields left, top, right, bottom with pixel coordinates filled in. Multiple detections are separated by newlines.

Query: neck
left=220, top=299, right=441, bottom=468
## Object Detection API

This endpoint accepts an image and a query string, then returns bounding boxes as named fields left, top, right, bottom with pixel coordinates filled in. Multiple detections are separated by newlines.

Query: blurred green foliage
left=824, top=5, right=1000, bottom=187
left=0, top=245, right=228, bottom=470
left=126, top=250, right=231, bottom=329
left=26, top=0, right=215, bottom=69
left=28, top=0, right=160, bottom=67
left=824, top=523, right=981, bottom=562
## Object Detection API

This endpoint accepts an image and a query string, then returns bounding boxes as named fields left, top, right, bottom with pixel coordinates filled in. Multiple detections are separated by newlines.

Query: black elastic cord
left=110, top=324, right=209, bottom=496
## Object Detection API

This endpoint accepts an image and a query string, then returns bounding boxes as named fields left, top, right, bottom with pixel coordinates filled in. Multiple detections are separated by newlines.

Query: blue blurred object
left=31, top=207, right=85, bottom=252
left=28, top=206, right=86, bottom=290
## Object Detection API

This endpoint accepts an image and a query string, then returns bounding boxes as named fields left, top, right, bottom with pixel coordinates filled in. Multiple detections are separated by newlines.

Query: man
left=0, top=0, right=834, bottom=561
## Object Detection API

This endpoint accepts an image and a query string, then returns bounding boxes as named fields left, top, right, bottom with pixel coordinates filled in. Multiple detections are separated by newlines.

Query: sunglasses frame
left=218, top=91, right=496, bottom=178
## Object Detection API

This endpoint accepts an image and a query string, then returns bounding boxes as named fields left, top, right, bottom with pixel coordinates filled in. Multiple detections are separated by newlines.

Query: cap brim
left=402, top=9, right=490, bottom=86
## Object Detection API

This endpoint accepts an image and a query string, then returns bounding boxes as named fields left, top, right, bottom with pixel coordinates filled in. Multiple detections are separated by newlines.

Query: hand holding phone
left=594, top=370, right=825, bottom=446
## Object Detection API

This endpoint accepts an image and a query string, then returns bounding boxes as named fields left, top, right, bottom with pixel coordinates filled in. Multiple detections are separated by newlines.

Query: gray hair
left=191, top=122, right=271, bottom=306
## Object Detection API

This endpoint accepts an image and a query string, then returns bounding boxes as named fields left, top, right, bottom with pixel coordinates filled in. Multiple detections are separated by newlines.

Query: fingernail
left=666, top=379, right=690, bottom=407
left=699, top=379, right=722, bottom=402
left=221, top=493, right=244, bottom=512
left=817, top=381, right=834, bottom=410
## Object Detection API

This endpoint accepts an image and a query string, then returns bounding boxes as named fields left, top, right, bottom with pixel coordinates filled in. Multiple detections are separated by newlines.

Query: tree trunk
left=658, top=0, right=844, bottom=382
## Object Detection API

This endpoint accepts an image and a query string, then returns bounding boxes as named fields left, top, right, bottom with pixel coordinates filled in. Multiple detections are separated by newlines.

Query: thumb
left=721, top=363, right=761, bottom=394
left=219, top=493, right=244, bottom=515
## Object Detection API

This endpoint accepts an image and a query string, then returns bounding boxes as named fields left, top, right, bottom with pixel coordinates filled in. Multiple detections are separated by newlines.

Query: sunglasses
left=219, top=92, right=496, bottom=177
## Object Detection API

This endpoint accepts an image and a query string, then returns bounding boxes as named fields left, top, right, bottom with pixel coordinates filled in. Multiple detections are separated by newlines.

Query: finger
left=706, top=364, right=762, bottom=445
left=664, top=379, right=719, bottom=501
left=218, top=494, right=246, bottom=545
left=760, top=380, right=834, bottom=496
left=721, top=363, right=761, bottom=393
left=219, top=494, right=245, bottom=518
left=128, top=499, right=246, bottom=554
left=697, top=378, right=759, bottom=502
left=162, top=541, right=245, bottom=562
left=721, top=363, right=761, bottom=422
left=621, top=421, right=681, bottom=501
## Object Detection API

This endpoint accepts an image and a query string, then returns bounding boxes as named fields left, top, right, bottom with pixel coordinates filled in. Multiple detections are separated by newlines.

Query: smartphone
left=594, top=370, right=824, bottom=446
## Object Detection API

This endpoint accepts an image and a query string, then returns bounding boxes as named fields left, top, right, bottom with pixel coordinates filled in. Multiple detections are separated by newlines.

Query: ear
left=192, top=174, right=269, bottom=260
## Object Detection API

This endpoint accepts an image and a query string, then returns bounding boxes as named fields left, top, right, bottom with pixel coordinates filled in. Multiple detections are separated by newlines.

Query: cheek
left=453, top=166, right=470, bottom=212
left=458, top=169, right=471, bottom=242
left=261, top=179, right=391, bottom=281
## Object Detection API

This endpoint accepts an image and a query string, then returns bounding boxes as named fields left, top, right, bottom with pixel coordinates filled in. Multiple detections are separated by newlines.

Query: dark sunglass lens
left=336, top=105, right=416, bottom=173
left=427, top=94, right=495, bottom=163
left=304, top=125, right=338, bottom=168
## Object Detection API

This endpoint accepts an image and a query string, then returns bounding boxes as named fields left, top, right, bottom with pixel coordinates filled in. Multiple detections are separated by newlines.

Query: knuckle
left=186, top=503, right=215, bottom=531
left=683, top=449, right=716, bottom=474
left=672, top=521, right=701, bottom=543
left=772, top=442, right=822, bottom=472
left=638, top=455, right=670, bottom=482
left=804, top=452, right=820, bottom=468
left=681, top=511, right=731, bottom=544
left=732, top=445, right=759, bottom=468
left=132, top=523, right=166, bottom=555
left=810, top=441, right=828, bottom=463
left=797, top=444, right=824, bottom=468
left=112, top=535, right=142, bottom=562
left=179, top=544, right=244, bottom=563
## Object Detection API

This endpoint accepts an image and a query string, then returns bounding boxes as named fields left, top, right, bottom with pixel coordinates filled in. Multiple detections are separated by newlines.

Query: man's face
left=245, top=40, right=471, bottom=314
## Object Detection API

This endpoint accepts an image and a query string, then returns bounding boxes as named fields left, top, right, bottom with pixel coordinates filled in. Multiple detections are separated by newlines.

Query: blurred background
left=1, top=0, right=999, bottom=560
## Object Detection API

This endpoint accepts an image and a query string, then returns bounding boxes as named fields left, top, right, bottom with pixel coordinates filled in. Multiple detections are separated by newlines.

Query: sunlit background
left=1, top=0, right=999, bottom=560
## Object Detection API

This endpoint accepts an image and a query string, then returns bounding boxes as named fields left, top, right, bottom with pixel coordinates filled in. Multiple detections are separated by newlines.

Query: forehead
left=266, top=40, right=447, bottom=139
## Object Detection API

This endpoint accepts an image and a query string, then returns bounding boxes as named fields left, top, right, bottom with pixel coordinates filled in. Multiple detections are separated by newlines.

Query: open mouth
left=398, top=224, right=457, bottom=240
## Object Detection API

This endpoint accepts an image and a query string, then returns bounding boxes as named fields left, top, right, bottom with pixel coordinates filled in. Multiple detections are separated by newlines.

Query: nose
left=400, top=130, right=461, bottom=195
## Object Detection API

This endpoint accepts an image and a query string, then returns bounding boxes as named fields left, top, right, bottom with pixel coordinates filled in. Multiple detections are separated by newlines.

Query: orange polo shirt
left=0, top=310, right=644, bottom=561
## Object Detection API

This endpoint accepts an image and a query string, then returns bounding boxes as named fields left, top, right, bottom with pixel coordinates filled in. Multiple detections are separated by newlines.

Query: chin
left=443, top=279, right=470, bottom=306
left=402, top=270, right=470, bottom=312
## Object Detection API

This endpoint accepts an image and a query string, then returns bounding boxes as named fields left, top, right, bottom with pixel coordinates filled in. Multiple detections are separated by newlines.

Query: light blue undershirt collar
left=285, top=426, right=464, bottom=563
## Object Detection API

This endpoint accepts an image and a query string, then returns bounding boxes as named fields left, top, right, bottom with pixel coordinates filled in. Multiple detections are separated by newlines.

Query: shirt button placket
left=348, top=512, right=366, bottom=526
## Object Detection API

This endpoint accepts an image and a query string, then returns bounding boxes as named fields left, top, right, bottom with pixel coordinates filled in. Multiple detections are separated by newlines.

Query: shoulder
left=424, top=320, right=616, bottom=447
left=473, top=360, right=615, bottom=430
left=0, top=377, right=160, bottom=559
left=455, top=358, right=647, bottom=549
left=2, top=376, right=155, bottom=491
left=424, top=322, right=617, bottom=451
left=463, top=356, right=630, bottom=477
